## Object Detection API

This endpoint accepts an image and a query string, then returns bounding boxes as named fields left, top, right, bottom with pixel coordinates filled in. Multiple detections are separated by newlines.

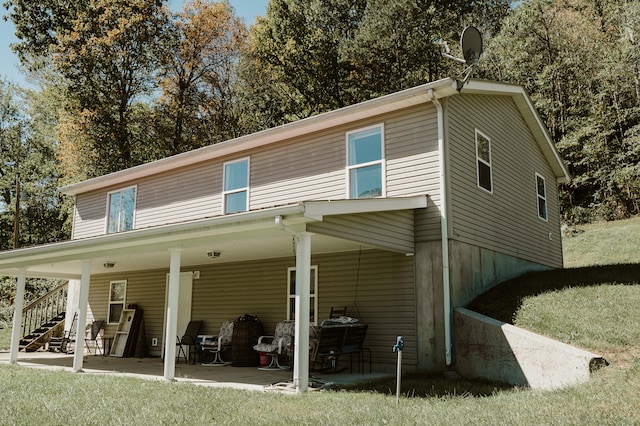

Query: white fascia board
left=0, top=204, right=307, bottom=270
left=301, top=195, right=428, bottom=220
left=59, top=79, right=458, bottom=196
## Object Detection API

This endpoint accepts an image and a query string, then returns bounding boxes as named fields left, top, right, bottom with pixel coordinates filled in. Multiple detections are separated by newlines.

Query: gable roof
left=60, top=78, right=569, bottom=196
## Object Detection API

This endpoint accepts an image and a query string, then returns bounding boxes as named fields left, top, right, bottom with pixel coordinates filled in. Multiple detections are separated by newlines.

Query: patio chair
left=310, top=324, right=347, bottom=372
left=84, top=320, right=105, bottom=355
left=340, top=324, right=371, bottom=374
left=201, top=321, right=234, bottom=366
left=329, top=306, right=348, bottom=318
left=176, top=320, right=203, bottom=364
left=49, top=312, right=78, bottom=354
left=253, top=320, right=295, bottom=370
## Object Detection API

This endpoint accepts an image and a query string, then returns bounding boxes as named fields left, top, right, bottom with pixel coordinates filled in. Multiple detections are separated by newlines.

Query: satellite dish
left=461, top=26, right=483, bottom=66
left=438, top=26, right=483, bottom=91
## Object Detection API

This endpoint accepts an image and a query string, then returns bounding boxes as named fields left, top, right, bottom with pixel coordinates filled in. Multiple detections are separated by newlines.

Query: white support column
left=73, top=260, right=91, bottom=372
left=163, top=248, right=182, bottom=381
left=9, top=268, right=27, bottom=364
left=293, top=232, right=312, bottom=393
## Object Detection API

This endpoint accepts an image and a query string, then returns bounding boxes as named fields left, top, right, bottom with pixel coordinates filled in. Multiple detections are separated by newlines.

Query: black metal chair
left=329, top=306, right=348, bottom=318
left=176, top=320, right=203, bottom=364
left=84, top=320, right=105, bottom=355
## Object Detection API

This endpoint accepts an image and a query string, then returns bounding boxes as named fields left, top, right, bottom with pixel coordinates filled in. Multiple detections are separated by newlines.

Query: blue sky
left=0, top=0, right=269, bottom=88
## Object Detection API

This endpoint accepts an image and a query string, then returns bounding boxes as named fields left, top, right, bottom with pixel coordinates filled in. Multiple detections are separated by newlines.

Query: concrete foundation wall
left=449, top=240, right=551, bottom=308
left=454, top=308, right=606, bottom=390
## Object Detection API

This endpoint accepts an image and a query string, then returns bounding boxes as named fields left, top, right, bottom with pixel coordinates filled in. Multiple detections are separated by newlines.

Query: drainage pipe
left=428, top=89, right=452, bottom=366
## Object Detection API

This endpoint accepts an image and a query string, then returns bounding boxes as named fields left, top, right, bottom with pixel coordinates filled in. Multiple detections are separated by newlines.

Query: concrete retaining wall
left=454, top=308, right=607, bottom=390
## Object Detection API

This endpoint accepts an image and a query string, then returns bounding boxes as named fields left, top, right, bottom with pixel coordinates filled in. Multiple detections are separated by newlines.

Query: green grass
left=563, top=216, right=640, bottom=268
left=1, top=216, right=639, bottom=424
left=0, top=325, right=10, bottom=349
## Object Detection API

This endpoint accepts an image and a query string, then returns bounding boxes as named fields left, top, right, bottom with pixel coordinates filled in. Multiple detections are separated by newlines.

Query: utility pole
left=13, top=173, right=20, bottom=249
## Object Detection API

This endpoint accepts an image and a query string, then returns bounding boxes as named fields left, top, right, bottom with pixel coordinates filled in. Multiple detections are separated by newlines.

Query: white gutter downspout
left=428, top=89, right=453, bottom=366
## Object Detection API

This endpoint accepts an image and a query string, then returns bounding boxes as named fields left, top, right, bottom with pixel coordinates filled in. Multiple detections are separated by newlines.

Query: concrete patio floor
left=0, top=351, right=391, bottom=392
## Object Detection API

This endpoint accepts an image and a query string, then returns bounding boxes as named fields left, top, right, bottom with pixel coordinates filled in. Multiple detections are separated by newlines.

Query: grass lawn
left=1, top=217, right=639, bottom=424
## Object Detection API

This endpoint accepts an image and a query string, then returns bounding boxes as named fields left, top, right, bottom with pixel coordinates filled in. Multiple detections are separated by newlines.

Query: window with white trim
left=108, top=280, right=127, bottom=324
left=223, top=158, right=249, bottom=214
left=536, top=173, right=548, bottom=220
left=287, top=266, right=318, bottom=326
left=347, top=124, right=384, bottom=198
left=106, top=186, right=137, bottom=233
left=475, top=130, right=493, bottom=193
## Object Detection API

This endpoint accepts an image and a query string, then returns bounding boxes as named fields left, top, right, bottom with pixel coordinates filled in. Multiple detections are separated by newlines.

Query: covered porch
left=0, top=196, right=427, bottom=392
left=0, top=350, right=391, bottom=392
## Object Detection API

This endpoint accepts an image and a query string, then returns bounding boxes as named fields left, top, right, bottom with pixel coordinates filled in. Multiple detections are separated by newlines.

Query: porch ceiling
left=0, top=196, right=427, bottom=279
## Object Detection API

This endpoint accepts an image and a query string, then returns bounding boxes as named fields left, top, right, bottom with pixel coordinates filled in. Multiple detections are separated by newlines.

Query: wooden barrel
left=231, top=320, right=262, bottom=366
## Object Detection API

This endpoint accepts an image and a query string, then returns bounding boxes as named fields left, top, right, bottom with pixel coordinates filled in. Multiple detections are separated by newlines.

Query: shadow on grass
left=342, top=372, right=515, bottom=398
left=467, top=263, right=640, bottom=324
left=345, top=264, right=640, bottom=398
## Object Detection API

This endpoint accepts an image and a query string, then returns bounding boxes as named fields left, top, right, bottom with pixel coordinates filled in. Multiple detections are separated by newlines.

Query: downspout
left=428, top=89, right=453, bottom=366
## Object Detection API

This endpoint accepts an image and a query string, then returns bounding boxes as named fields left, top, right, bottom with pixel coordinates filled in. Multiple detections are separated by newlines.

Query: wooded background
left=0, top=0, right=638, bottom=255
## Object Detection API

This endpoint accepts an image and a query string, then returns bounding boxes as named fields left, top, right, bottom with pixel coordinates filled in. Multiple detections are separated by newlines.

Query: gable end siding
left=446, top=94, right=563, bottom=268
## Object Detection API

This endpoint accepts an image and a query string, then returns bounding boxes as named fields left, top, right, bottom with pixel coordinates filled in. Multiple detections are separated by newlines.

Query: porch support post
left=293, top=232, right=312, bottom=393
left=9, top=268, right=27, bottom=364
left=163, top=248, right=182, bottom=381
left=73, top=260, right=91, bottom=372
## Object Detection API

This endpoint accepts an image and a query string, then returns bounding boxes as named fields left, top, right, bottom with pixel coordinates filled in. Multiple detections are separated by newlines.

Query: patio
left=0, top=351, right=390, bottom=392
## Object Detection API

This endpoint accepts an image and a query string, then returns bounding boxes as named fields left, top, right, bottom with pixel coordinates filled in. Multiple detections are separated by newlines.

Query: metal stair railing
left=20, top=282, right=69, bottom=342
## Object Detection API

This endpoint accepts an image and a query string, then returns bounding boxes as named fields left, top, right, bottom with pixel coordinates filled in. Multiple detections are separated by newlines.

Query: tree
left=53, top=0, right=169, bottom=177
left=2, top=0, right=83, bottom=71
left=483, top=0, right=640, bottom=222
left=241, top=0, right=513, bottom=131
left=155, top=0, right=248, bottom=156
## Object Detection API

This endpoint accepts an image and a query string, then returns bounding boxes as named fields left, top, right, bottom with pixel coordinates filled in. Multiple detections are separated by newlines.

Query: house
left=0, top=78, right=569, bottom=392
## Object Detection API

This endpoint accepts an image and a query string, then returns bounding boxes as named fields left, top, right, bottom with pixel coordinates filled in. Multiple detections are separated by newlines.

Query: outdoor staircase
left=18, top=283, right=68, bottom=352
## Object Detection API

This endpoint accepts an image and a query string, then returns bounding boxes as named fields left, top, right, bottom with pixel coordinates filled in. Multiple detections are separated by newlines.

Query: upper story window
left=223, top=158, right=249, bottom=214
left=106, top=186, right=136, bottom=233
left=536, top=173, right=548, bottom=221
left=347, top=124, right=385, bottom=198
left=475, top=129, right=493, bottom=193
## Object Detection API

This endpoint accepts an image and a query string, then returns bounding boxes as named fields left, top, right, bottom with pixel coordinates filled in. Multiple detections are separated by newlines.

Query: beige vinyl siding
left=308, top=211, right=415, bottom=253
left=72, top=191, right=107, bottom=239
left=72, top=105, right=440, bottom=240
left=87, top=269, right=168, bottom=351
left=87, top=250, right=417, bottom=367
left=446, top=94, right=563, bottom=268
left=250, top=130, right=346, bottom=208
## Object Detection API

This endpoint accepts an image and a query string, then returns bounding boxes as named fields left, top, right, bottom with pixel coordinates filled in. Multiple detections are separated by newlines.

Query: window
left=223, top=158, right=249, bottom=214
left=536, top=173, right=548, bottom=220
left=106, top=186, right=137, bottom=233
left=287, top=266, right=318, bottom=326
left=347, top=125, right=384, bottom=198
left=475, top=130, right=493, bottom=193
left=108, top=280, right=127, bottom=324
